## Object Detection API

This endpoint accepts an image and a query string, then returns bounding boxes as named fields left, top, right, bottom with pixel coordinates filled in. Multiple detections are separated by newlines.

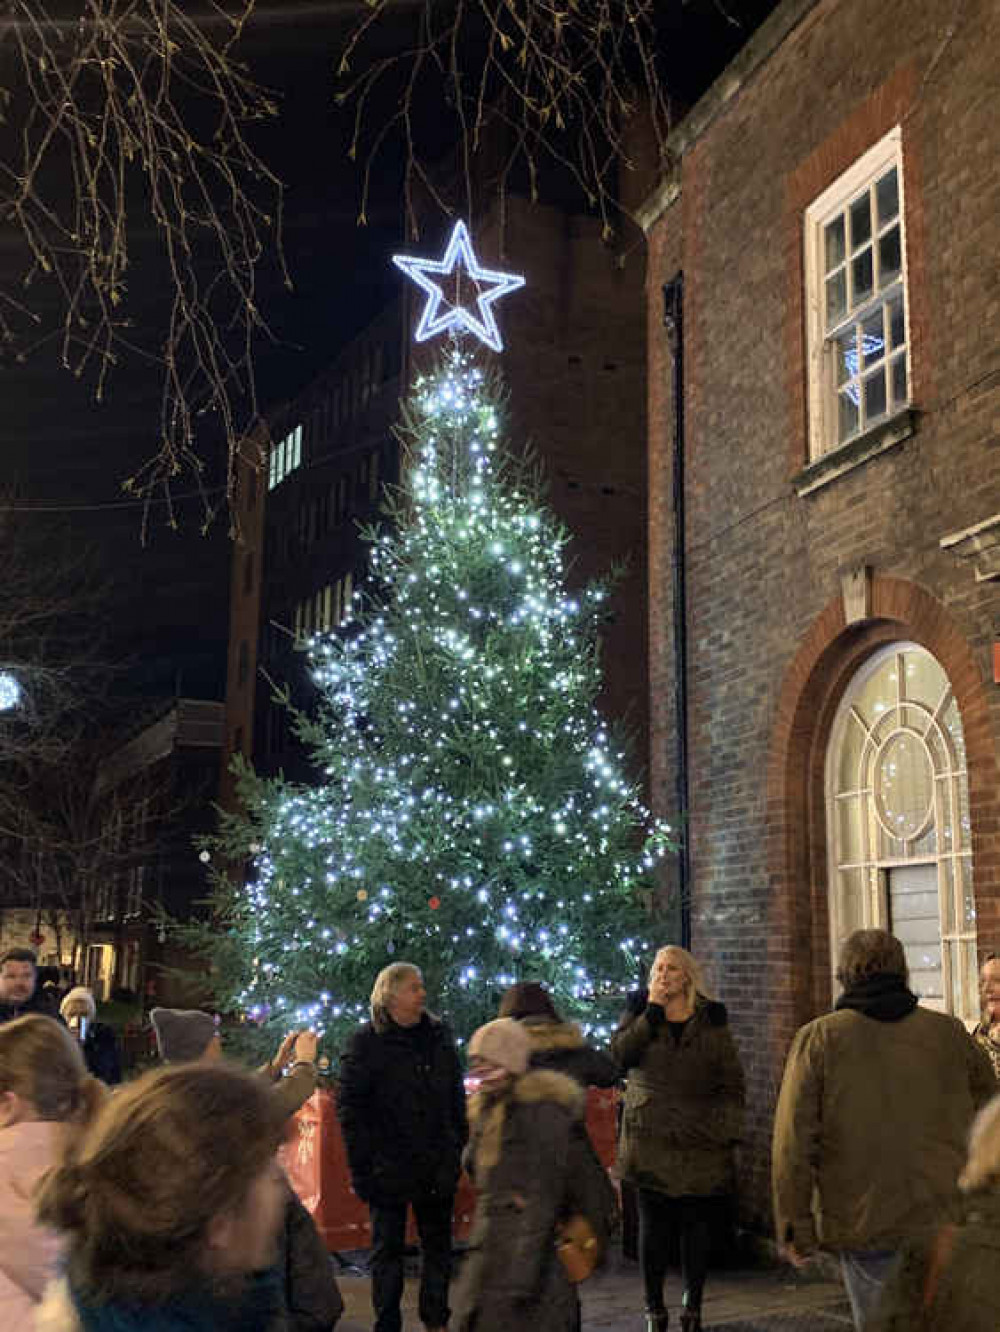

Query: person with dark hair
left=0, top=1015, right=107, bottom=1324
left=498, top=981, right=618, bottom=1088
left=973, top=954, right=1000, bottom=1078
left=612, top=946, right=744, bottom=1332
left=0, top=948, right=59, bottom=1025
left=35, top=1063, right=288, bottom=1331
left=772, top=928, right=996, bottom=1331
left=338, top=962, right=468, bottom=1332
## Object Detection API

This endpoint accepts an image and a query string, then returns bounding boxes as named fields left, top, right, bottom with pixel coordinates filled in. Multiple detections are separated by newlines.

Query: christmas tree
left=208, top=345, right=670, bottom=1051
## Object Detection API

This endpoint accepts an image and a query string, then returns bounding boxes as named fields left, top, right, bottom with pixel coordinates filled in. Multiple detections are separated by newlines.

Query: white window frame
left=825, top=643, right=977, bottom=1024
left=804, top=127, right=911, bottom=460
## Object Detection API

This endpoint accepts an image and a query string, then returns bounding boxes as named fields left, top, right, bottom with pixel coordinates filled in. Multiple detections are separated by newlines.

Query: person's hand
left=293, top=1030, right=318, bottom=1064
left=272, top=1030, right=298, bottom=1071
left=648, top=978, right=670, bottom=1008
left=779, top=1242, right=813, bottom=1269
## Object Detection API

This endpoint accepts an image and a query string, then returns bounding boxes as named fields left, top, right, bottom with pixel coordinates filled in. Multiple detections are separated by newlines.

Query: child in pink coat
left=0, top=1015, right=104, bottom=1323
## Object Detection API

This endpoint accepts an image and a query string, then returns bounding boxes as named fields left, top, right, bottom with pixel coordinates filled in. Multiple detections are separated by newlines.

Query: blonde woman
left=612, top=947, right=745, bottom=1332
left=35, top=1062, right=288, bottom=1331
left=0, top=1015, right=105, bottom=1325
left=871, top=1093, right=1000, bottom=1331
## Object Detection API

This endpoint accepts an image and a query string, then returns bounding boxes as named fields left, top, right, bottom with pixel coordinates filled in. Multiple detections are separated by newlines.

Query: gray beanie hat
left=469, top=1017, right=530, bottom=1076
left=150, top=1007, right=218, bottom=1063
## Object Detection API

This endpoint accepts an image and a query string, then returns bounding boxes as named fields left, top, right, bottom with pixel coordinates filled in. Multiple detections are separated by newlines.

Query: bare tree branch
left=338, top=0, right=673, bottom=241
left=0, top=0, right=286, bottom=531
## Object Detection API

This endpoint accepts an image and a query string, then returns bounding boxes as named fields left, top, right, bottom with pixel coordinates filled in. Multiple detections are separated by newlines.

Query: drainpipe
left=663, top=274, right=691, bottom=950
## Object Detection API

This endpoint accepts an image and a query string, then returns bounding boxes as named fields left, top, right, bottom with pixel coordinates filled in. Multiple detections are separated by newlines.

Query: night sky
left=0, top=0, right=778, bottom=703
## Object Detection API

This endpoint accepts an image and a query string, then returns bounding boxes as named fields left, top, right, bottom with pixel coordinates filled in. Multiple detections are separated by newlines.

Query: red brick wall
left=646, top=0, right=1000, bottom=1227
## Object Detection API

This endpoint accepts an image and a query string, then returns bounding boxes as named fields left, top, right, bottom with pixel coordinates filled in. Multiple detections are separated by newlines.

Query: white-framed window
left=805, top=127, right=910, bottom=458
left=268, top=423, right=302, bottom=490
left=825, top=643, right=976, bottom=1023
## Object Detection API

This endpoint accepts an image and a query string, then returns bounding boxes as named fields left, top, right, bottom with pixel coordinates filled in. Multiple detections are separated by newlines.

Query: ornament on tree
left=429, top=897, right=441, bottom=911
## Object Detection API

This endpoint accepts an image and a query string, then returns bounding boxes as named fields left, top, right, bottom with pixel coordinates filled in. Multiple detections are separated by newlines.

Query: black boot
left=645, top=1312, right=668, bottom=1332
left=679, top=1311, right=701, bottom=1332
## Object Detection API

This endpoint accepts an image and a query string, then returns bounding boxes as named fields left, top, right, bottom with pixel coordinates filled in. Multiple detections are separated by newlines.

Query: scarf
left=70, top=1269, right=282, bottom=1332
left=835, top=973, right=918, bottom=1022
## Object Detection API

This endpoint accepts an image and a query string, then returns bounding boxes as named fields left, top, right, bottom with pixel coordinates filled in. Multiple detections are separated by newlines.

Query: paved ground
left=332, top=1250, right=853, bottom=1331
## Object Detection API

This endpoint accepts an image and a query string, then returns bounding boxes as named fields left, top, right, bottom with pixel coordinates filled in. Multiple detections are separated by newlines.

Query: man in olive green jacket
left=772, top=929, right=995, bottom=1331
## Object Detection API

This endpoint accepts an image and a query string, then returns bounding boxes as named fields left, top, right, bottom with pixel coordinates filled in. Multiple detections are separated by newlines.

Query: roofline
left=635, top=0, right=824, bottom=234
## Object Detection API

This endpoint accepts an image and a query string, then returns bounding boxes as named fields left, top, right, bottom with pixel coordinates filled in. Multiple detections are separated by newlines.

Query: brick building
left=222, top=195, right=649, bottom=799
left=641, top=0, right=1000, bottom=1225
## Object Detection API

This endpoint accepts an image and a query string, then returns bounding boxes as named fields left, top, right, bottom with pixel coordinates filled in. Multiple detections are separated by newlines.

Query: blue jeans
left=840, top=1249, right=897, bottom=1331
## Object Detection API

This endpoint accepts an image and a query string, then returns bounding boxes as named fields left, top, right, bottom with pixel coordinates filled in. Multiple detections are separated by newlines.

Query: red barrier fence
left=280, top=1084, right=618, bottom=1252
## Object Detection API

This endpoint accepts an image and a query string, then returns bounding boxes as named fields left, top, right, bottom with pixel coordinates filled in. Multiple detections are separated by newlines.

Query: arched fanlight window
left=825, top=643, right=976, bottom=1022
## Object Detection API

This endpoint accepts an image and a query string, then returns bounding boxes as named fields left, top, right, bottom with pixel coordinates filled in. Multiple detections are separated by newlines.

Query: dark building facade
left=642, top=0, right=1000, bottom=1225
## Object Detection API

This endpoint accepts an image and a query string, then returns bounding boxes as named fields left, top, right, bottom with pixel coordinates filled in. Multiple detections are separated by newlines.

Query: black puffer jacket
left=519, top=1016, right=618, bottom=1088
left=337, top=1012, right=468, bottom=1204
left=0, top=989, right=60, bottom=1027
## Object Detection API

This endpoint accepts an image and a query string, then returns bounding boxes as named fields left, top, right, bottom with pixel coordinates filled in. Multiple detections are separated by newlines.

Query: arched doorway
left=825, top=642, right=975, bottom=1020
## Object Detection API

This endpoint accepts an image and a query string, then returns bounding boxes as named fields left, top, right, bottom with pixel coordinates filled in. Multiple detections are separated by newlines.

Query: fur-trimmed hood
left=469, top=1067, right=585, bottom=1126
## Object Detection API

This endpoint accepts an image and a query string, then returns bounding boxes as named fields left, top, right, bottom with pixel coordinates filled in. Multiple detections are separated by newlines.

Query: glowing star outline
left=393, top=221, right=525, bottom=352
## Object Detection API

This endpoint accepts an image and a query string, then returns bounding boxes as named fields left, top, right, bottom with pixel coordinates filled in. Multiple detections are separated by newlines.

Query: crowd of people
left=0, top=930, right=999, bottom=1330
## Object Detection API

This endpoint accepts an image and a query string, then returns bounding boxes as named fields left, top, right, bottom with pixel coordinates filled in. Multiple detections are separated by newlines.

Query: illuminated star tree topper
left=393, top=220, right=525, bottom=352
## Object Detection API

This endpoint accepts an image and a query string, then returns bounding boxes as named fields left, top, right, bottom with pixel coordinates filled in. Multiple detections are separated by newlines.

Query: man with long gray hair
left=338, top=962, right=467, bottom=1332
left=772, top=928, right=995, bottom=1330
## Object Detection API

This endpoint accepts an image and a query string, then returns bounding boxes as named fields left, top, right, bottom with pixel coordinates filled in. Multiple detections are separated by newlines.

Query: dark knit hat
left=150, top=1007, right=218, bottom=1063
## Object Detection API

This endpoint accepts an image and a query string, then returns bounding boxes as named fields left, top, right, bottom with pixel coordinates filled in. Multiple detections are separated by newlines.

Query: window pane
left=850, top=193, right=872, bottom=249
left=852, top=248, right=874, bottom=303
left=825, top=216, right=846, bottom=271
left=960, top=857, right=975, bottom=927
left=837, top=797, right=862, bottom=864
left=891, top=354, right=908, bottom=408
left=838, top=388, right=859, bottom=441
left=835, top=868, right=867, bottom=947
left=837, top=712, right=867, bottom=792
left=941, top=697, right=967, bottom=770
left=888, top=294, right=906, bottom=350
left=875, top=167, right=899, bottom=227
left=879, top=226, right=902, bottom=287
left=862, top=309, right=885, bottom=369
left=855, top=657, right=895, bottom=726
left=833, top=328, right=856, bottom=386
left=826, top=270, right=847, bottom=328
left=864, top=367, right=887, bottom=421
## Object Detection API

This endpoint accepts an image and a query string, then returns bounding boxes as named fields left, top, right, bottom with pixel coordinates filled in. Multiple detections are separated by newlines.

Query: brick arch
left=764, top=575, right=1000, bottom=1049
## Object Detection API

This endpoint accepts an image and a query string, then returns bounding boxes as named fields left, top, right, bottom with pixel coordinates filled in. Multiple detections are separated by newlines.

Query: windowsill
left=794, top=407, right=917, bottom=497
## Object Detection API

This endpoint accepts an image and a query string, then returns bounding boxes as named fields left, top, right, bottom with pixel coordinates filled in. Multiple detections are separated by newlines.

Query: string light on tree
left=194, top=232, right=671, bottom=1049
